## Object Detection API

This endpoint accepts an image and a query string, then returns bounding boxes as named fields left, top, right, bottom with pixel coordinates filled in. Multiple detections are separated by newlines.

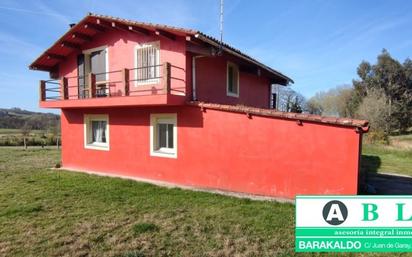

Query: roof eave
left=29, top=13, right=294, bottom=85
left=194, top=33, right=294, bottom=85
left=29, top=14, right=93, bottom=71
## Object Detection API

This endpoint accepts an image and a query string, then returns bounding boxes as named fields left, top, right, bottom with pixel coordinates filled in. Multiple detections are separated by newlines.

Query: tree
left=276, top=86, right=306, bottom=113
left=307, top=85, right=353, bottom=117
left=290, top=97, right=303, bottom=113
left=21, top=122, right=31, bottom=149
left=48, top=119, right=61, bottom=149
left=306, top=98, right=323, bottom=115
left=356, top=88, right=391, bottom=133
left=352, top=49, right=412, bottom=132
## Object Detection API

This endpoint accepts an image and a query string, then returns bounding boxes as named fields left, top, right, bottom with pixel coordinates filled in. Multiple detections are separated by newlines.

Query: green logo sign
left=295, top=196, right=412, bottom=252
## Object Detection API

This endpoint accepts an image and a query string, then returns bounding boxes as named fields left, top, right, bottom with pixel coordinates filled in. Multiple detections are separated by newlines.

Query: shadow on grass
left=361, top=155, right=381, bottom=173
left=364, top=172, right=412, bottom=195
left=360, top=153, right=412, bottom=195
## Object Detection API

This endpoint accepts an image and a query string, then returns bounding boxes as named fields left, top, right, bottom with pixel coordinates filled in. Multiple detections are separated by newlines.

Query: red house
left=30, top=13, right=369, bottom=199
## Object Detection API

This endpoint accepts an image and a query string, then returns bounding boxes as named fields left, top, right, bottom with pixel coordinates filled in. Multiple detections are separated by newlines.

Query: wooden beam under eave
left=187, top=43, right=215, bottom=56
left=84, top=23, right=105, bottom=32
left=100, top=20, right=151, bottom=37
left=96, top=19, right=125, bottom=33
left=155, top=29, right=176, bottom=40
left=61, top=41, right=80, bottom=49
left=30, top=64, right=54, bottom=71
left=72, top=32, right=92, bottom=41
left=111, top=22, right=134, bottom=34
left=96, top=18, right=113, bottom=28
left=187, top=37, right=206, bottom=46
left=97, top=19, right=152, bottom=37
left=128, top=25, right=150, bottom=35
left=47, top=54, right=66, bottom=61
left=269, top=76, right=288, bottom=85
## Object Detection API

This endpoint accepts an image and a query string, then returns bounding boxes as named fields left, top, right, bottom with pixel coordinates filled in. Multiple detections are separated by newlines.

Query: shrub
left=46, top=135, right=57, bottom=145
left=356, top=88, right=391, bottom=134
left=0, top=135, right=60, bottom=147
left=0, top=136, right=21, bottom=146
left=364, top=130, right=390, bottom=145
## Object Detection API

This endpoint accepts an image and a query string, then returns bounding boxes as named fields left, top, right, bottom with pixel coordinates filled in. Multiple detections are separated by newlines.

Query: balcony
left=39, top=62, right=187, bottom=108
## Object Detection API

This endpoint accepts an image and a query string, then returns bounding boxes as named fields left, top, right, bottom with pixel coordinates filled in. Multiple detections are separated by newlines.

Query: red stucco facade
left=190, top=55, right=271, bottom=108
left=59, top=29, right=187, bottom=99
left=31, top=14, right=368, bottom=199
left=61, top=106, right=362, bottom=199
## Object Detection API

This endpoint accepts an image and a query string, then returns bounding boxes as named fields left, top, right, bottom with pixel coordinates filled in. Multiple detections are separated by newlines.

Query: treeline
left=0, top=108, right=60, bottom=147
left=278, top=50, right=412, bottom=140
left=0, top=108, right=60, bottom=131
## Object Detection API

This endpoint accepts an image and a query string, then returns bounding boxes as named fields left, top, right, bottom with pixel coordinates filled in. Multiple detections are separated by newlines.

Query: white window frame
left=134, top=41, right=160, bottom=86
left=226, top=61, right=239, bottom=97
left=150, top=113, right=177, bottom=158
left=84, top=114, right=110, bottom=151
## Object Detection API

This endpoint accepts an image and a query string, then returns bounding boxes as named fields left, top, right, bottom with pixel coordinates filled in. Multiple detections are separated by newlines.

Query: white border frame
left=150, top=113, right=177, bottom=158
left=226, top=61, right=240, bottom=98
left=84, top=114, right=110, bottom=151
left=134, top=41, right=160, bottom=86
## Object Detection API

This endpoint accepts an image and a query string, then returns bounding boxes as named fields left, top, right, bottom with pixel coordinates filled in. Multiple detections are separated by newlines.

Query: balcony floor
left=40, top=94, right=187, bottom=109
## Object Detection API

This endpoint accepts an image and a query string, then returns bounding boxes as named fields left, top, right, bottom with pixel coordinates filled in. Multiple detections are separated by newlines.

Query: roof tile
left=188, top=101, right=369, bottom=129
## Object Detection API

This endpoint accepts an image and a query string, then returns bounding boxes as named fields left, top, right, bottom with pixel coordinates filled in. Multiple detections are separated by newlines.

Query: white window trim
left=84, top=114, right=110, bottom=151
left=150, top=113, right=177, bottom=158
left=226, top=61, right=239, bottom=98
left=134, top=41, right=160, bottom=87
left=83, top=45, right=109, bottom=82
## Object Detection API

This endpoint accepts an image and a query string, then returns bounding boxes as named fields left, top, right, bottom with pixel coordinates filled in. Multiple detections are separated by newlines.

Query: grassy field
left=0, top=148, right=297, bottom=257
left=0, top=128, right=44, bottom=136
left=1, top=148, right=404, bottom=257
left=361, top=134, right=412, bottom=176
left=0, top=128, right=58, bottom=147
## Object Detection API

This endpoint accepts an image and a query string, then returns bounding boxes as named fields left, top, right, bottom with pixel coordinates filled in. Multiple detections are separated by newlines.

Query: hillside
left=0, top=108, right=60, bottom=130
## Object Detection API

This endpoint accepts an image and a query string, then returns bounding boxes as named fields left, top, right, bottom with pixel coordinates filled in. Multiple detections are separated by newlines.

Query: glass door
left=90, top=49, right=108, bottom=97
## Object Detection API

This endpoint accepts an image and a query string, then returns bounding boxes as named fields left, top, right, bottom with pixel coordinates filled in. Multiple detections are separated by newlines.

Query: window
left=227, top=62, right=239, bottom=97
left=84, top=114, right=109, bottom=150
left=134, top=42, right=160, bottom=85
left=150, top=113, right=177, bottom=158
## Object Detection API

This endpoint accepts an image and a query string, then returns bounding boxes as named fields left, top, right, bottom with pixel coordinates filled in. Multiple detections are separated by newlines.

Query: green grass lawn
left=0, top=148, right=404, bottom=257
left=361, top=134, right=412, bottom=176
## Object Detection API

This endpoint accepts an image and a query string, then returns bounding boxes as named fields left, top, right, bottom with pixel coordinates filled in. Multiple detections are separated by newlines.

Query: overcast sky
left=1, top=0, right=412, bottom=112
